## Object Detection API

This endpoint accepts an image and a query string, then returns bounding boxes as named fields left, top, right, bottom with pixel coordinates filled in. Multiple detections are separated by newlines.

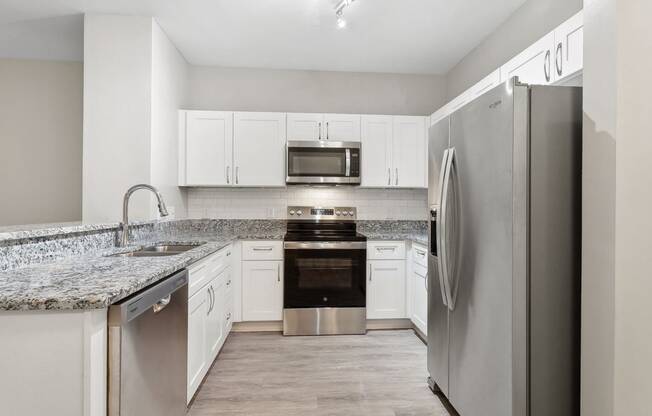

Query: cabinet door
left=554, top=10, right=583, bottom=81
left=367, top=260, right=406, bottom=319
left=287, top=113, right=324, bottom=141
left=360, top=115, right=393, bottom=187
left=412, top=263, right=428, bottom=335
left=392, top=116, right=427, bottom=188
left=500, top=32, right=555, bottom=85
left=242, top=261, right=283, bottom=321
left=187, top=289, right=208, bottom=403
left=233, top=112, right=286, bottom=187
left=323, top=114, right=361, bottom=141
left=181, top=111, right=233, bottom=186
left=206, top=276, right=225, bottom=361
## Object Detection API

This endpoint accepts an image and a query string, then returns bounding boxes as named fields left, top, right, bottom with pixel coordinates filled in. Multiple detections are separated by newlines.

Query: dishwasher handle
left=109, top=269, right=188, bottom=324
left=152, top=295, right=172, bottom=313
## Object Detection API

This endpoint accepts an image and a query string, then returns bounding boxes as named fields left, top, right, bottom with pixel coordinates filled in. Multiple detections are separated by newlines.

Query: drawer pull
left=415, top=250, right=426, bottom=257
left=253, top=247, right=274, bottom=251
left=376, top=247, right=396, bottom=251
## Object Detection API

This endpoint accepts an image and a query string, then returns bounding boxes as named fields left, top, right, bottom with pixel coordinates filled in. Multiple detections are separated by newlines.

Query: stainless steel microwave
left=286, top=141, right=361, bottom=185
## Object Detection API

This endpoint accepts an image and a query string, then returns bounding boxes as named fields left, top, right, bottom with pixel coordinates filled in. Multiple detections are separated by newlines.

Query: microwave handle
left=345, top=149, right=351, bottom=177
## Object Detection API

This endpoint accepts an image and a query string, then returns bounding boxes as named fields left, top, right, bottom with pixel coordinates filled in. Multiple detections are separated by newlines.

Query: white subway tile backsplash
left=186, top=187, right=427, bottom=220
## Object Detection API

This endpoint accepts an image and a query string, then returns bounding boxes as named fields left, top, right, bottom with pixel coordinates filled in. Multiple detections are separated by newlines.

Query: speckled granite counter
left=0, top=218, right=426, bottom=311
left=357, top=220, right=428, bottom=245
left=0, top=219, right=285, bottom=311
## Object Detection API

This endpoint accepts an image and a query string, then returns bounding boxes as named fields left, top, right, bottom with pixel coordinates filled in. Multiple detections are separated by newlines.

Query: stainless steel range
left=283, top=206, right=367, bottom=336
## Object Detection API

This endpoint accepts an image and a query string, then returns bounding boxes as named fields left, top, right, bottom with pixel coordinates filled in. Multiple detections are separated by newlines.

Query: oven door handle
left=284, top=241, right=367, bottom=250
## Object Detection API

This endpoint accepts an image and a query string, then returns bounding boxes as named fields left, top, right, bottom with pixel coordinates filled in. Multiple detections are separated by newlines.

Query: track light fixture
left=334, top=0, right=356, bottom=29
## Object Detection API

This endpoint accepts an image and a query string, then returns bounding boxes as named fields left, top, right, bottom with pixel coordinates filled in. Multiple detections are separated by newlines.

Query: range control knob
left=335, top=210, right=341, bottom=216
left=289, top=210, right=295, bottom=215
left=348, top=210, right=354, bottom=216
left=296, top=210, right=303, bottom=216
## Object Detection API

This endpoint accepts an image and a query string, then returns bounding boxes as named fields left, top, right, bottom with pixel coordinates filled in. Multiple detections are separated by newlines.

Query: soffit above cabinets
left=1, top=0, right=527, bottom=74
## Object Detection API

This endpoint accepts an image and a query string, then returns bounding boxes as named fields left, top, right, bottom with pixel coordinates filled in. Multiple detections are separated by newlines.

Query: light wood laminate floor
left=188, top=330, right=452, bottom=416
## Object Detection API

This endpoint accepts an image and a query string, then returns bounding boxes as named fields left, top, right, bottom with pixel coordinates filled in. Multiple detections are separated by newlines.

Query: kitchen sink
left=108, top=244, right=204, bottom=258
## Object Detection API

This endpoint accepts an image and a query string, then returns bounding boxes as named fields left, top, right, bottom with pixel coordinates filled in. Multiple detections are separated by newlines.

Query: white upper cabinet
left=287, top=113, right=361, bottom=141
left=361, top=115, right=393, bottom=187
left=286, top=113, right=324, bottom=141
left=501, top=32, right=556, bottom=85
left=361, top=116, right=427, bottom=188
left=553, top=10, right=583, bottom=82
left=233, top=112, right=286, bottom=187
left=179, top=111, right=233, bottom=186
left=392, top=116, right=427, bottom=188
left=323, top=114, right=361, bottom=141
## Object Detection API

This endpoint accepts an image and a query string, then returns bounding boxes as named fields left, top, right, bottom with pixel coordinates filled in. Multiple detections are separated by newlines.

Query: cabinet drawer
left=367, top=241, right=406, bottom=260
left=188, top=245, right=232, bottom=297
left=242, top=241, right=283, bottom=261
left=412, top=243, right=428, bottom=268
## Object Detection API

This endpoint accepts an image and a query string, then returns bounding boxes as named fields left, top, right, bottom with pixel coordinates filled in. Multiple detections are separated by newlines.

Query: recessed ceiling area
left=0, top=0, right=527, bottom=74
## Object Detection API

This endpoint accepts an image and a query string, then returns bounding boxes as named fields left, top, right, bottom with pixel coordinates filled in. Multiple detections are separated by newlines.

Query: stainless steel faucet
left=120, top=184, right=169, bottom=247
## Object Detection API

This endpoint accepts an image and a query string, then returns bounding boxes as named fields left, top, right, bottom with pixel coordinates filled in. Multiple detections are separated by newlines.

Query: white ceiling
left=0, top=0, right=527, bottom=74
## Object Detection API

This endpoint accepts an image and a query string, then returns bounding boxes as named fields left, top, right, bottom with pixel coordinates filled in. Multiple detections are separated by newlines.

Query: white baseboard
left=232, top=318, right=414, bottom=333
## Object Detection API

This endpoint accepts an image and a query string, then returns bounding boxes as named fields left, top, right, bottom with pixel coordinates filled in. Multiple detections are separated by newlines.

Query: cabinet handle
left=555, top=42, right=563, bottom=76
left=388, top=168, right=391, bottom=186
left=326, top=122, right=329, bottom=140
left=377, top=246, right=396, bottom=251
left=226, top=166, right=230, bottom=184
left=235, top=166, right=239, bottom=184
left=226, top=279, right=231, bottom=287
left=318, top=122, right=322, bottom=140
left=369, top=266, right=372, bottom=282
left=544, top=50, right=551, bottom=82
left=226, top=251, right=231, bottom=256
left=395, top=168, right=399, bottom=186
left=207, top=287, right=213, bottom=315
left=226, top=312, right=231, bottom=321
left=277, top=263, right=281, bottom=282
left=415, top=249, right=426, bottom=257
left=253, top=247, right=273, bottom=251
left=424, top=273, right=428, bottom=292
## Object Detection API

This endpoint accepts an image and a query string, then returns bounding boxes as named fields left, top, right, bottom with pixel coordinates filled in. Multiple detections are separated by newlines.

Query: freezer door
left=426, top=118, right=451, bottom=395
left=446, top=80, right=527, bottom=416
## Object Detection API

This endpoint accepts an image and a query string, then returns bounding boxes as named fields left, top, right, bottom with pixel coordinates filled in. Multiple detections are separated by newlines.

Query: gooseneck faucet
left=120, top=184, right=169, bottom=247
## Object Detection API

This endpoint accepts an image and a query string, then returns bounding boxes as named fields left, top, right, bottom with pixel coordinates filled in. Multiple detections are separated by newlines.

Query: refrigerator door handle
left=445, top=148, right=460, bottom=311
left=436, top=149, right=451, bottom=307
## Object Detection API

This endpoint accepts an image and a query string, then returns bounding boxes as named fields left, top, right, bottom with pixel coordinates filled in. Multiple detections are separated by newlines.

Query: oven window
left=296, top=258, right=354, bottom=289
left=288, top=148, right=346, bottom=177
left=284, top=248, right=366, bottom=308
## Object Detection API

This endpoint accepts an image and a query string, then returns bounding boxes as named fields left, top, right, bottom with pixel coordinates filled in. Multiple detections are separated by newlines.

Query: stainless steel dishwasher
left=108, top=269, right=188, bottom=416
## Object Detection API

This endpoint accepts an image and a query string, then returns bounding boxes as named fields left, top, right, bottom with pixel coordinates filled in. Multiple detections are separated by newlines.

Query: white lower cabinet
left=366, top=259, right=407, bottom=320
left=242, top=260, right=283, bottom=321
left=187, top=284, right=208, bottom=401
left=187, top=245, right=233, bottom=404
left=411, top=263, right=428, bottom=335
left=241, top=241, right=284, bottom=322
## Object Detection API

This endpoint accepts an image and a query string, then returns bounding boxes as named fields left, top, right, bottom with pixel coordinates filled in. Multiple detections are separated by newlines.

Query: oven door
left=284, top=242, right=366, bottom=308
left=286, top=141, right=360, bottom=184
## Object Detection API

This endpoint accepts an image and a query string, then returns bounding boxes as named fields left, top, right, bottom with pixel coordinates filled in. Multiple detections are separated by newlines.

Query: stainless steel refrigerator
left=426, top=78, right=581, bottom=416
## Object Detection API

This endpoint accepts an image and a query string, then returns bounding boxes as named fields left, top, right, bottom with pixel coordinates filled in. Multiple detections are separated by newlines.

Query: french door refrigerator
left=427, top=78, right=581, bottom=416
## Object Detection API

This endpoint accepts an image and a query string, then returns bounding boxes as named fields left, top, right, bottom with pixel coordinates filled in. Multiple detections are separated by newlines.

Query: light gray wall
left=0, top=59, right=83, bottom=226
left=187, top=66, right=446, bottom=116
left=580, top=0, right=615, bottom=415
left=445, top=0, right=583, bottom=100
left=613, top=0, right=652, bottom=414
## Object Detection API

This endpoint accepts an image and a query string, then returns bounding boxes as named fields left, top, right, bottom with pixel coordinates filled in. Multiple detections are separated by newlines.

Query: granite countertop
left=361, top=232, right=428, bottom=246
left=0, top=232, right=283, bottom=312
left=0, top=218, right=425, bottom=312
